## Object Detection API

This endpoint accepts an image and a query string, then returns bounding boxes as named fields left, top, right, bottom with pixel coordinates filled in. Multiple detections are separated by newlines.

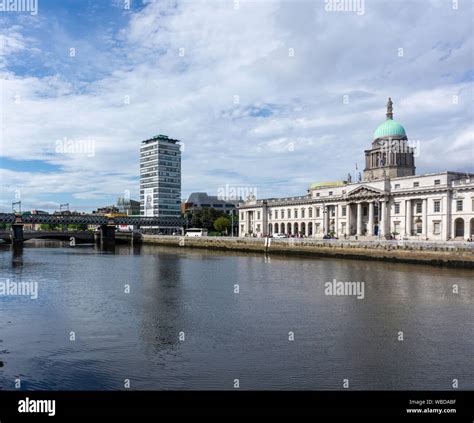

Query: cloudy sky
left=0, top=0, right=473, bottom=212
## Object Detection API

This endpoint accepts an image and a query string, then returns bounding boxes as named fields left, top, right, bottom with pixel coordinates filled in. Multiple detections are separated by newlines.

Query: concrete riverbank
left=141, top=235, right=474, bottom=268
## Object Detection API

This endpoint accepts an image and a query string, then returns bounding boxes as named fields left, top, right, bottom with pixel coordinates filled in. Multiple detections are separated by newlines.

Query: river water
left=0, top=240, right=472, bottom=390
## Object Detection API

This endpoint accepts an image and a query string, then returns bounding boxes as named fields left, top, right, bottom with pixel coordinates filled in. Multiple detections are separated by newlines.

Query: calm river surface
left=0, top=240, right=473, bottom=390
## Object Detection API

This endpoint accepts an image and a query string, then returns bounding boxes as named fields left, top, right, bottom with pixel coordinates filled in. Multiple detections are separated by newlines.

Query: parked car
left=273, top=233, right=288, bottom=238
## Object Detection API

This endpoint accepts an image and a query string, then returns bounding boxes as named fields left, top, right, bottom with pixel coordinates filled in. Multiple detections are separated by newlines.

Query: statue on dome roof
left=386, top=97, right=393, bottom=120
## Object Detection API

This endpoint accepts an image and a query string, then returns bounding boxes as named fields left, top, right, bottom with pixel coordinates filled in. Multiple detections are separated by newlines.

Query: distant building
left=31, top=210, right=49, bottom=215
left=53, top=210, right=83, bottom=216
left=140, top=134, right=181, bottom=218
left=182, top=192, right=240, bottom=215
left=117, top=197, right=140, bottom=216
left=92, top=205, right=119, bottom=215
left=24, top=210, right=49, bottom=230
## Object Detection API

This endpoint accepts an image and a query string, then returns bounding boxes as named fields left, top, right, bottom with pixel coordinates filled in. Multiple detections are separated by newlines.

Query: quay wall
left=141, top=235, right=474, bottom=268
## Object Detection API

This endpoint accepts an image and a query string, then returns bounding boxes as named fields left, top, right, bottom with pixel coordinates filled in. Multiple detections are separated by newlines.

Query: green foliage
left=189, top=208, right=226, bottom=231
left=186, top=208, right=239, bottom=236
left=40, top=224, right=58, bottom=230
left=38, top=223, right=87, bottom=231
left=213, top=216, right=231, bottom=234
left=67, top=224, right=88, bottom=231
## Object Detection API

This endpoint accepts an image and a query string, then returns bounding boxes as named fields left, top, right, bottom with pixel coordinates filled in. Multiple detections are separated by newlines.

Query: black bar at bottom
left=0, top=391, right=472, bottom=420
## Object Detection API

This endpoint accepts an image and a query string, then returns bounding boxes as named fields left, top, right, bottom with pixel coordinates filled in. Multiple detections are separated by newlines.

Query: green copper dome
left=374, top=119, right=406, bottom=139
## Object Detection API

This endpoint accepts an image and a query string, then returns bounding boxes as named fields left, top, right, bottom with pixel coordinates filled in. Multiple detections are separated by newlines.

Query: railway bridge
left=0, top=213, right=184, bottom=245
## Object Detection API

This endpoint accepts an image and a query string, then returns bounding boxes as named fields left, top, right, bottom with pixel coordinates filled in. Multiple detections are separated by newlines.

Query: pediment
left=347, top=185, right=386, bottom=198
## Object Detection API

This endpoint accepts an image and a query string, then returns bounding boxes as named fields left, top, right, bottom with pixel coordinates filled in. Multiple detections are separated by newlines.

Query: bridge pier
left=11, top=223, right=24, bottom=245
left=100, top=224, right=116, bottom=247
left=132, top=231, right=142, bottom=245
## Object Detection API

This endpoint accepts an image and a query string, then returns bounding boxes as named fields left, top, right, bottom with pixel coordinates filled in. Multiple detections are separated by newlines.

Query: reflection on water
left=0, top=240, right=473, bottom=390
left=11, top=243, right=23, bottom=268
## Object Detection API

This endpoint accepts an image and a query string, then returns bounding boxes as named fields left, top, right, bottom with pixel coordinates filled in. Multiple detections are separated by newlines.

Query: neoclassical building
left=238, top=99, right=474, bottom=241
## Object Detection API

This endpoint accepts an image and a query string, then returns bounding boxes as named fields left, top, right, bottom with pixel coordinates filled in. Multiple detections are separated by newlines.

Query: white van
left=185, top=228, right=208, bottom=237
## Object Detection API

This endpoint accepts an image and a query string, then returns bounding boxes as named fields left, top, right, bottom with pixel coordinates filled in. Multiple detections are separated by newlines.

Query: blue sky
left=0, top=0, right=473, bottom=212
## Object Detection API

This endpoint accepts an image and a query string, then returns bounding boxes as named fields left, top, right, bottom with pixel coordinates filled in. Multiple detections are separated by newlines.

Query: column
left=405, top=199, right=412, bottom=237
left=443, top=194, right=450, bottom=240
left=380, top=201, right=387, bottom=237
left=368, top=202, right=374, bottom=236
left=324, top=206, right=329, bottom=235
left=262, top=204, right=268, bottom=237
left=356, top=203, right=362, bottom=236
left=422, top=198, right=428, bottom=239
left=347, top=203, right=352, bottom=236
left=334, top=205, right=339, bottom=237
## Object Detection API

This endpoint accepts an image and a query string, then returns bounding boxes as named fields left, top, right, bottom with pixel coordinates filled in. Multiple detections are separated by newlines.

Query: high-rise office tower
left=140, top=134, right=181, bottom=220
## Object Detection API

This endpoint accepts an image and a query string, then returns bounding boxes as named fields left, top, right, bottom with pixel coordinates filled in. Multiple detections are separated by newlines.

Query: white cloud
left=0, top=0, right=473, bottom=211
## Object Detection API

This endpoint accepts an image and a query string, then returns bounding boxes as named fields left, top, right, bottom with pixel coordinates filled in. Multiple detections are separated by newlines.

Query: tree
left=67, top=224, right=87, bottom=231
left=214, top=216, right=231, bottom=234
left=191, top=209, right=203, bottom=228
left=40, top=224, right=60, bottom=230
left=187, top=208, right=228, bottom=232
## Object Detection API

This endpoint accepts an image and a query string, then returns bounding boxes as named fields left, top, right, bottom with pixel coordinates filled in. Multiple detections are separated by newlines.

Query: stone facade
left=238, top=100, right=474, bottom=241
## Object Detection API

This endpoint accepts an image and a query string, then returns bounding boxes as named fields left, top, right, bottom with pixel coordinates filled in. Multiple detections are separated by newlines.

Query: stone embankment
left=141, top=235, right=474, bottom=268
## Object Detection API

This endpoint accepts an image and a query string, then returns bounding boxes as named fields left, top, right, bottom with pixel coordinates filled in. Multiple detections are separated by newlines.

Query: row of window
left=140, top=190, right=180, bottom=196
left=393, top=199, right=468, bottom=214
left=314, top=190, right=341, bottom=197
left=243, top=198, right=472, bottom=221
left=392, top=221, right=443, bottom=235
left=393, top=179, right=443, bottom=189
left=245, top=206, right=349, bottom=221
left=311, top=180, right=446, bottom=198
left=247, top=220, right=445, bottom=236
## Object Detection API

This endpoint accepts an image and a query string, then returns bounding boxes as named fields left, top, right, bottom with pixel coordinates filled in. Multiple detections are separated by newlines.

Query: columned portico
left=345, top=185, right=388, bottom=238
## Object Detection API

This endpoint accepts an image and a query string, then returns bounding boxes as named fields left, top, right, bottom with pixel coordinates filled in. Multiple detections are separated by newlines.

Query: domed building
left=238, top=99, right=474, bottom=241
left=363, top=97, right=415, bottom=181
